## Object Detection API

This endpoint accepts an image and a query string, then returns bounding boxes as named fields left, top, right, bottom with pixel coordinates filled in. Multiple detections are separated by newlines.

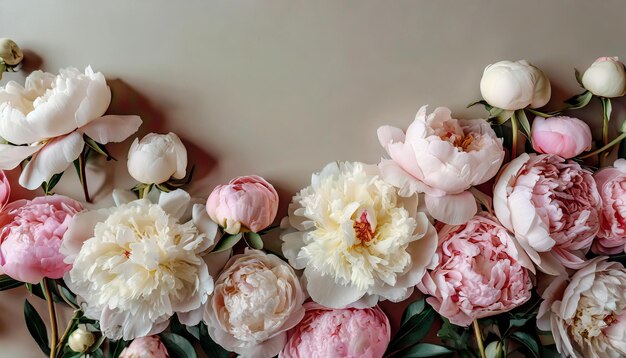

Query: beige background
left=1, top=1, right=626, bottom=356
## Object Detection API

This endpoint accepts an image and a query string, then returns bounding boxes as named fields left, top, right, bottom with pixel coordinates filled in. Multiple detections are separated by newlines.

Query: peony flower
left=0, top=38, right=23, bottom=66
left=418, top=213, right=534, bottom=326
left=593, top=159, right=626, bottom=254
left=378, top=106, right=504, bottom=225
left=537, top=257, right=626, bottom=358
left=68, top=327, right=95, bottom=353
left=0, top=170, right=9, bottom=210
left=204, top=249, right=306, bottom=358
left=494, top=153, right=601, bottom=275
left=0, top=195, right=82, bottom=283
left=61, top=189, right=218, bottom=340
left=480, top=60, right=551, bottom=110
left=207, top=175, right=279, bottom=235
left=127, top=132, right=187, bottom=185
left=0, top=66, right=142, bottom=189
left=279, top=302, right=391, bottom=358
left=531, top=116, right=592, bottom=159
left=582, top=57, right=626, bottom=98
left=119, top=336, right=169, bottom=358
left=282, top=161, right=437, bottom=309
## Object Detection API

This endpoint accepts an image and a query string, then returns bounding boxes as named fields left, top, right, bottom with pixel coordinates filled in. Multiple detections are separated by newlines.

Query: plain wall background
left=1, top=1, right=626, bottom=356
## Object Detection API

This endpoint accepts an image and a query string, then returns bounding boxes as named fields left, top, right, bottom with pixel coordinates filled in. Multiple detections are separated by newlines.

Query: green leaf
left=386, top=306, right=436, bottom=353
left=400, top=343, right=454, bottom=357
left=437, top=317, right=470, bottom=350
left=401, top=299, right=425, bottom=326
left=84, top=135, right=116, bottom=161
left=24, top=299, right=50, bottom=355
left=0, top=274, right=23, bottom=291
left=212, top=233, right=243, bottom=253
left=245, top=232, right=264, bottom=249
left=563, top=90, right=593, bottom=110
left=619, top=136, right=626, bottom=160
left=107, top=339, right=129, bottom=358
left=42, top=172, right=64, bottom=195
left=197, top=322, right=230, bottom=358
left=185, top=325, right=200, bottom=340
left=514, top=110, right=532, bottom=140
left=601, top=97, right=613, bottom=123
left=526, top=108, right=557, bottom=118
left=541, top=345, right=562, bottom=358
left=467, top=100, right=490, bottom=109
left=494, top=110, right=513, bottom=124
left=574, top=68, right=584, bottom=87
left=510, top=331, right=540, bottom=358
left=89, top=348, right=104, bottom=358
left=159, top=332, right=197, bottom=358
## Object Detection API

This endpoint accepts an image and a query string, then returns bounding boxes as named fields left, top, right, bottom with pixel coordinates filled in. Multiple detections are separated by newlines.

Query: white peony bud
left=127, top=132, right=187, bottom=184
left=485, top=341, right=505, bottom=358
left=480, top=60, right=551, bottom=110
left=68, top=327, right=95, bottom=353
left=0, top=38, right=23, bottom=66
left=582, top=57, right=626, bottom=98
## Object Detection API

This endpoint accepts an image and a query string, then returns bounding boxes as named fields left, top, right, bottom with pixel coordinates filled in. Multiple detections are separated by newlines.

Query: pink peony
left=494, top=153, right=601, bottom=275
left=593, top=159, right=626, bottom=254
left=119, top=336, right=169, bottom=358
left=0, top=195, right=82, bottom=283
left=0, top=170, right=9, bottom=210
left=417, top=213, right=534, bottom=327
left=531, top=116, right=592, bottom=159
left=378, top=105, right=504, bottom=225
left=279, top=303, right=391, bottom=358
left=206, top=175, right=279, bottom=234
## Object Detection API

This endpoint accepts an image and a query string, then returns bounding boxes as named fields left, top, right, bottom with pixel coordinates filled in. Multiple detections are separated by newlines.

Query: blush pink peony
left=417, top=213, right=534, bottom=326
left=494, top=153, right=601, bottom=275
left=593, top=159, right=626, bottom=254
left=119, top=336, right=169, bottom=358
left=0, top=195, right=82, bottom=283
left=378, top=105, right=504, bottom=225
left=206, top=175, right=279, bottom=235
left=531, top=116, right=592, bottom=159
left=279, top=303, right=391, bottom=358
left=0, top=170, right=9, bottom=210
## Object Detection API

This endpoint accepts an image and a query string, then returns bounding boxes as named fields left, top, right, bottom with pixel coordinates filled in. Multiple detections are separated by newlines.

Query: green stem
left=42, top=280, right=58, bottom=358
left=473, top=320, right=486, bottom=358
left=78, top=150, right=91, bottom=203
left=55, top=310, right=81, bottom=356
left=140, top=184, right=152, bottom=199
left=601, top=98, right=612, bottom=166
left=580, top=132, right=626, bottom=159
left=510, top=112, right=519, bottom=159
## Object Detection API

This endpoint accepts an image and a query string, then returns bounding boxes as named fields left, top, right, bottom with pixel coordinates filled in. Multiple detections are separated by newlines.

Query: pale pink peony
left=0, top=170, right=9, bottom=210
left=593, top=159, right=626, bottom=254
left=537, top=257, right=626, bottom=358
left=279, top=303, right=391, bottom=358
left=0, top=195, right=82, bottom=283
left=119, top=336, right=169, bottom=358
left=531, top=116, right=592, bottom=159
left=494, top=153, right=601, bottom=275
left=378, top=105, right=504, bottom=225
left=206, top=175, right=279, bottom=234
left=417, top=213, right=533, bottom=327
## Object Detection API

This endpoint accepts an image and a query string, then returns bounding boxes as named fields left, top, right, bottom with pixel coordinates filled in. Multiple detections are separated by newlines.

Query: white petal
left=425, top=191, right=477, bottom=225
left=305, top=267, right=366, bottom=308
left=19, top=132, right=85, bottom=190
left=493, top=154, right=529, bottom=231
left=203, top=250, right=232, bottom=278
left=112, top=189, right=138, bottom=206
left=0, top=143, right=42, bottom=169
left=169, top=132, right=187, bottom=179
left=74, top=70, right=111, bottom=127
left=192, top=203, right=219, bottom=250
left=79, top=115, right=142, bottom=144
left=158, top=189, right=191, bottom=219
left=60, top=209, right=109, bottom=264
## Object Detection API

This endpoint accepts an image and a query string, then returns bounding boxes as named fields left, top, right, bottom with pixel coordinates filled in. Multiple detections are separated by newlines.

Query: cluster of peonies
left=2, top=48, right=626, bottom=358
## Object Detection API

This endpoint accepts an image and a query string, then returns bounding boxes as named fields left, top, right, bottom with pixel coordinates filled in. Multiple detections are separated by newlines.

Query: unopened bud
left=68, top=327, right=95, bottom=353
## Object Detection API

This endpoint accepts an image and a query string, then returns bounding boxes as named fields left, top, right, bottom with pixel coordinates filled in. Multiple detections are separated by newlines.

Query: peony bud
left=485, top=341, right=505, bottom=358
left=531, top=116, right=592, bottom=158
left=0, top=38, right=23, bottom=66
left=582, top=57, right=626, bottom=98
left=480, top=60, right=551, bottom=110
left=127, top=132, right=187, bottom=185
left=119, top=336, right=169, bottom=358
left=206, top=175, right=279, bottom=234
left=68, top=327, right=95, bottom=353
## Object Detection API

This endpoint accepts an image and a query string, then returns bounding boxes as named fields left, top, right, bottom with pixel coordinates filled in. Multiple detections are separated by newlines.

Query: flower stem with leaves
left=42, top=279, right=59, bottom=358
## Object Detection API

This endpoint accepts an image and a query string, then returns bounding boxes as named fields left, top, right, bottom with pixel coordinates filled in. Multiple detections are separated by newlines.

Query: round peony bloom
left=537, top=257, right=626, bottom=358
left=494, top=153, right=601, bottom=275
left=0, top=66, right=142, bottom=189
left=593, top=159, right=626, bottom=254
left=127, top=132, right=187, bottom=185
left=582, top=57, right=626, bottom=98
left=119, top=336, right=169, bottom=358
left=207, top=175, right=279, bottom=235
left=480, top=60, right=551, bottom=110
left=378, top=105, right=504, bottom=225
left=61, top=189, right=218, bottom=340
left=279, top=302, right=391, bottom=358
left=418, top=213, right=534, bottom=327
left=0, top=170, right=9, bottom=210
left=531, top=116, right=592, bottom=159
left=0, top=195, right=82, bottom=283
left=282, top=161, right=437, bottom=309
left=68, top=327, right=95, bottom=353
left=204, top=249, right=306, bottom=358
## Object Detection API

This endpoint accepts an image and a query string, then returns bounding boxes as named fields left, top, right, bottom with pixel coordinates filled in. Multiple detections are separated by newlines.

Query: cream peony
left=582, top=57, right=626, bottom=98
left=205, top=249, right=306, bottom=358
left=127, top=132, right=188, bottom=185
left=0, top=66, right=142, bottom=189
left=537, top=257, right=626, bottom=358
left=378, top=106, right=504, bottom=225
left=480, top=60, right=551, bottom=110
left=61, top=189, right=219, bottom=340
left=281, top=161, right=438, bottom=309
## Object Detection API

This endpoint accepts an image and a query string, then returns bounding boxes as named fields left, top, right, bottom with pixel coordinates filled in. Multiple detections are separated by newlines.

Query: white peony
left=205, top=249, right=306, bottom=358
left=127, top=132, right=188, bottom=184
left=281, top=161, right=438, bottom=309
left=61, top=189, right=219, bottom=340
left=480, top=60, right=551, bottom=110
left=582, top=57, right=626, bottom=98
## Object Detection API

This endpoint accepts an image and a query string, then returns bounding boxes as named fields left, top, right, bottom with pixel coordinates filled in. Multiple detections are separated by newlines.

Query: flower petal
left=0, top=143, right=43, bottom=169
left=305, top=267, right=366, bottom=308
left=157, top=189, right=191, bottom=219
left=79, top=115, right=142, bottom=144
left=425, top=191, right=477, bottom=225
